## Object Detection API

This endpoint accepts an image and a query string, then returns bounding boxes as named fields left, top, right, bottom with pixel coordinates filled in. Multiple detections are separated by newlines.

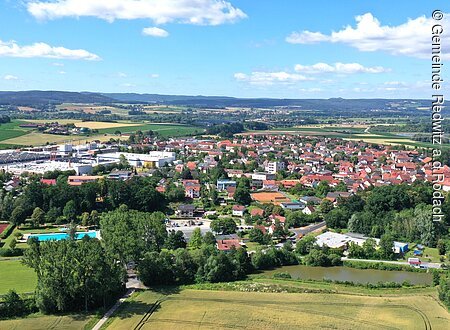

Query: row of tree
left=0, top=175, right=167, bottom=226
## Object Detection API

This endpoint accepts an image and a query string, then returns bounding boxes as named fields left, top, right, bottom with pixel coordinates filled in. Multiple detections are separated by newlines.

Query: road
left=92, top=289, right=134, bottom=330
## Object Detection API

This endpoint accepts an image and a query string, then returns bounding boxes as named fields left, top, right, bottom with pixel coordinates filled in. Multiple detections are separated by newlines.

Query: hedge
left=0, top=224, right=14, bottom=240
left=343, top=260, right=427, bottom=273
left=0, top=248, right=23, bottom=257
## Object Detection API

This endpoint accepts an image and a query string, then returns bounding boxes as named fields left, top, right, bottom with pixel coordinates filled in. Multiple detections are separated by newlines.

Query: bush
left=343, top=260, right=426, bottom=272
left=0, top=248, right=23, bottom=257
left=273, top=272, right=292, bottom=279
left=0, top=290, right=37, bottom=319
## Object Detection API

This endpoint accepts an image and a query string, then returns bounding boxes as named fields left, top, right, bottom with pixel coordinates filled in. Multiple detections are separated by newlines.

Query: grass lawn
left=401, top=245, right=442, bottom=263
left=0, top=313, right=100, bottom=330
left=0, top=259, right=37, bottom=295
left=244, top=241, right=263, bottom=251
left=104, top=284, right=450, bottom=329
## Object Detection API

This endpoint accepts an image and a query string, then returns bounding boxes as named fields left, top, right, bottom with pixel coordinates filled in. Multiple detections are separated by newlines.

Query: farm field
left=257, top=125, right=449, bottom=149
left=96, top=122, right=201, bottom=136
left=26, top=119, right=141, bottom=130
left=0, top=121, right=202, bottom=146
left=56, top=103, right=124, bottom=114
left=0, top=131, right=115, bottom=146
left=55, top=103, right=186, bottom=116
left=104, top=287, right=450, bottom=330
left=0, top=120, right=33, bottom=143
left=0, top=313, right=98, bottom=330
left=0, top=259, right=37, bottom=295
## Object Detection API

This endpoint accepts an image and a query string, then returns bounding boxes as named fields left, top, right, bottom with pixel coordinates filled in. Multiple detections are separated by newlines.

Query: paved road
left=92, top=289, right=134, bottom=330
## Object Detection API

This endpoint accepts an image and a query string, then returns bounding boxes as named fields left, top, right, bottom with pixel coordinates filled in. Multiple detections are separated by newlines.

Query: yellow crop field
left=0, top=314, right=98, bottom=329
left=25, top=119, right=140, bottom=130
left=27, top=119, right=82, bottom=125
left=74, top=122, right=140, bottom=129
left=344, top=136, right=418, bottom=145
left=105, top=288, right=450, bottom=329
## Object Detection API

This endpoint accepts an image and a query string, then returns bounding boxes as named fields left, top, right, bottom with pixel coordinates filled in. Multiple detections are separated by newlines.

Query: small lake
left=264, top=265, right=432, bottom=285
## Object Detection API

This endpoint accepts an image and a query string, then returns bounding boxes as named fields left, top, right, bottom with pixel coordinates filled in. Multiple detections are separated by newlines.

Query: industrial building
left=96, top=151, right=176, bottom=168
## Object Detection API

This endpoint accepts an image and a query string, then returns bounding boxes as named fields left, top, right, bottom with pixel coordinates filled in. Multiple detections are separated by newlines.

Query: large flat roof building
left=96, top=151, right=175, bottom=168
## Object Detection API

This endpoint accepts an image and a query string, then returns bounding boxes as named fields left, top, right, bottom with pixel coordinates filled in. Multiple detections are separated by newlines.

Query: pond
left=263, top=265, right=432, bottom=285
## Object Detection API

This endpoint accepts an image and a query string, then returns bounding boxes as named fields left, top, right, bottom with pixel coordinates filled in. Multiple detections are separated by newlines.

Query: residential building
left=176, top=204, right=195, bottom=218
left=216, top=179, right=237, bottom=191
left=232, top=205, right=245, bottom=217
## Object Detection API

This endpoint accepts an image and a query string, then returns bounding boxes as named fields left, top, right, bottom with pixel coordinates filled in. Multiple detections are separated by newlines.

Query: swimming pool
left=27, top=231, right=99, bottom=241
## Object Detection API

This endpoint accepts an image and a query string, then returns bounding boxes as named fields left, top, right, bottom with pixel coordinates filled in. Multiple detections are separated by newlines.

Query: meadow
left=0, top=120, right=34, bottom=144
left=103, top=284, right=450, bottom=329
left=0, top=259, right=37, bottom=295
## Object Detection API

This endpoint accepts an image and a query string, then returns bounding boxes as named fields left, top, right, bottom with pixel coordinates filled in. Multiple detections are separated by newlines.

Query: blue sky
left=0, top=0, right=448, bottom=98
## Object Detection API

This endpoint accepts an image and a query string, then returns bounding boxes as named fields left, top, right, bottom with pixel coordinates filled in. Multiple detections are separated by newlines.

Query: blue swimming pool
left=28, top=231, right=98, bottom=241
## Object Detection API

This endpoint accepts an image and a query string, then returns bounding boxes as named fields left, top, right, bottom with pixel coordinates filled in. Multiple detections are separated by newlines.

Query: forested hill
left=0, top=91, right=114, bottom=106
left=102, top=94, right=430, bottom=110
left=0, top=90, right=432, bottom=112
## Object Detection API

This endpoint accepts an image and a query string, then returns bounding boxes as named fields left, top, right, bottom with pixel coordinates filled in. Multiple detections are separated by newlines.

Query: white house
left=232, top=205, right=245, bottom=217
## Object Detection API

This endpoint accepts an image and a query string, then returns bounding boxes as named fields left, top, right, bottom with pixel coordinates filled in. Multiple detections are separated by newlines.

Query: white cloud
left=58, top=71, right=66, bottom=74
left=142, top=27, right=169, bottom=37
left=294, top=62, right=389, bottom=74
left=117, top=72, right=127, bottom=78
left=299, top=88, right=322, bottom=93
left=149, top=73, right=159, bottom=78
left=52, top=62, right=64, bottom=66
left=383, top=81, right=406, bottom=86
left=27, top=0, right=247, bottom=25
left=3, top=75, right=18, bottom=80
left=234, top=71, right=310, bottom=85
left=286, top=31, right=329, bottom=44
left=0, top=39, right=100, bottom=60
left=286, top=12, right=449, bottom=59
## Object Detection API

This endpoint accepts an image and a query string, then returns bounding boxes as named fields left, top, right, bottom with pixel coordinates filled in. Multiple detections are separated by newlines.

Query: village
left=1, top=132, right=448, bottom=271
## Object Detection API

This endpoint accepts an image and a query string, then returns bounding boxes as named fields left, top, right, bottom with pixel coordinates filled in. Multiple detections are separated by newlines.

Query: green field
left=104, top=285, right=450, bottom=330
left=0, top=121, right=203, bottom=146
left=97, top=123, right=202, bottom=137
left=0, top=120, right=33, bottom=143
left=0, top=259, right=37, bottom=295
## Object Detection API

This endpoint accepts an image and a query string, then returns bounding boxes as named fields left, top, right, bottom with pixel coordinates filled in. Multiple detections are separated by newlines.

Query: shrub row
left=0, top=248, right=23, bottom=257
left=343, top=260, right=427, bottom=273
left=0, top=291, right=37, bottom=319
